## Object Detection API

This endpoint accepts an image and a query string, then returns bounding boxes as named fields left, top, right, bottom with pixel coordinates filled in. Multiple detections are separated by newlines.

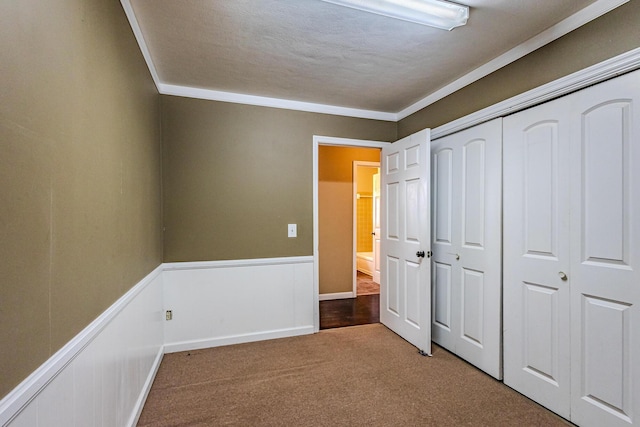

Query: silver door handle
left=559, top=271, right=568, bottom=281
left=447, top=252, right=460, bottom=260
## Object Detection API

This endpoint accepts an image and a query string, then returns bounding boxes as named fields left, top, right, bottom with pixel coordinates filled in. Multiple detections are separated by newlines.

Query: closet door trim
left=432, top=48, right=640, bottom=140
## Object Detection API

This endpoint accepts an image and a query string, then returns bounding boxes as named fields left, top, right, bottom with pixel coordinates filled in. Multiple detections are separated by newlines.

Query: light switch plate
left=288, top=224, right=297, bottom=238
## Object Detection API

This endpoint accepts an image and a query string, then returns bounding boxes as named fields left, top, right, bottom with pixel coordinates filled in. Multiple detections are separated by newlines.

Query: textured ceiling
left=129, top=0, right=602, bottom=114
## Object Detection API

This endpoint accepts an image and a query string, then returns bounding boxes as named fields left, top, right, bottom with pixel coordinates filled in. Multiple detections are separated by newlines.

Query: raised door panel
left=503, top=97, right=571, bottom=418
left=386, top=256, right=400, bottom=316
left=462, top=139, right=485, bottom=249
left=581, top=102, right=629, bottom=266
left=432, top=261, right=454, bottom=348
left=523, top=122, right=559, bottom=258
left=522, top=281, right=561, bottom=384
left=461, top=268, right=484, bottom=347
left=570, top=71, right=640, bottom=427
left=580, top=296, right=632, bottom=422
left=434, top=148, right=453, bottom=247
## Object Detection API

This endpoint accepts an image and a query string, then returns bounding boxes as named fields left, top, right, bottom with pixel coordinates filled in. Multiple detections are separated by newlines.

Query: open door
left=372, top=172, right=381, bottom=284
left=380, top=129, right=432, bottom=355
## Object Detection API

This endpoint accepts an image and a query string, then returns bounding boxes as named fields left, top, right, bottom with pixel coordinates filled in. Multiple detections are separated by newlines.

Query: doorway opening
left=353, top=161, right=380, bottom=298
left=312, top=136, right=389, bottom=331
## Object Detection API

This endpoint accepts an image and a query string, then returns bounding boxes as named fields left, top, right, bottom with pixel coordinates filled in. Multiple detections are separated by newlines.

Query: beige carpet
left=357, top=272, right=380, bottom=296
left=138, top=324, right=571, bottom=426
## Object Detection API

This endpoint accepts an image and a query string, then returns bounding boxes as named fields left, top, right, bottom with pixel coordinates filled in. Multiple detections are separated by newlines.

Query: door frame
left=352, top=161, right=381, bottom=296
left=313, top=135, right=390, bottom=332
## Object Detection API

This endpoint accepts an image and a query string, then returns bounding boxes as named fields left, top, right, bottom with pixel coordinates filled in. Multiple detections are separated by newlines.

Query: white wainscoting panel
left=163, top=257, right=315, bottom=353
left=2, top=266, right=165, bottom=427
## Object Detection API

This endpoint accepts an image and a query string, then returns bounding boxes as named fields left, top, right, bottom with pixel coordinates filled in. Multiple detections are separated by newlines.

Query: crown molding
left=121, top=0, right=629, bottom=122
left=121, top=0, right=161, bottom=88
left=158, top=84, right=398, bottom=121
left=431, top=47, right=640, bottom=140
left=396, top=0, right=630, bottom=120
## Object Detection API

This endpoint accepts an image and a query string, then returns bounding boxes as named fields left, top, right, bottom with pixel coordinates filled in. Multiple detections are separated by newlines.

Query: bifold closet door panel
left=431, top=118, right=502, bottom=379
left=504, top=68, right=640, bottom=426
left=568, top=70, right=640, bottom=427
left=503, top=96, right=572, bottom=419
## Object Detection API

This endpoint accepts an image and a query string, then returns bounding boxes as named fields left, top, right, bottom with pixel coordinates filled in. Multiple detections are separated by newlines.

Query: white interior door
left=431, top=118, right=503, bottom=379
left=373, top=172, right=381, bottom=284
left=568, top=71, right=640, bottom=427
left=380, top=129, right=431, bottom=355
left=503, top=94, right=573, bottom=419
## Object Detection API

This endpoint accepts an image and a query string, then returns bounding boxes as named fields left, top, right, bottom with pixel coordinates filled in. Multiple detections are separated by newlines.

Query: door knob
left=416, top=251, right=425, bottom=258
left=559, top=271, right=568, bottom=281
left=448, top=252, right=460, bottom=260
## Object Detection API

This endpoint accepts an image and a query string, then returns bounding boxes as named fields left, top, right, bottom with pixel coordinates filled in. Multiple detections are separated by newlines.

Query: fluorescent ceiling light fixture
left=320, top=0, right=469, bottom=30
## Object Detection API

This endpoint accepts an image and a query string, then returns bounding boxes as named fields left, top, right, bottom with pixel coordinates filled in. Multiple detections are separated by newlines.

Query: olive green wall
left=319, top=146, right=381, bottom=295
left=161, top=96, right=396, bottom=262
left=399, top=0, right=640, bottom=136
left=0, top=0, right=162, bottom=399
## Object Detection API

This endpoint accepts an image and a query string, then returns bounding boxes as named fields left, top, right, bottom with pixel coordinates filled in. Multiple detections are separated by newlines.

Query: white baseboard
left=319, top=292, right=355, bottom=301
left=164, top=326, right=315, bottom=354
left=127, top=346, right=164, bottom=427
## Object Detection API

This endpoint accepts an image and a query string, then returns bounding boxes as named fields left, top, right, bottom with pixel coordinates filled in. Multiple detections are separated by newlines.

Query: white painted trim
left=319, top=292, right=356, bottom=301
left=120, top=0, right=161, bottom=89
left=163, top=256, right=313, bottom=271
left=0, top=265, right=164, bottom=426
left=159, top=84, right=397, bottom=122
left=162, top=258, right=315, bottom=355
left=312, top=135, right=391, bottom=148
left=352, top=161, right=380, bottom=298
left=313, top=136, right=388, bottom=331
left=122, top=0, right=627, bottom=121
left=163, top=326, right=315, bottom=354
left=127, top=347, right=164, bottom=427
left=431, top=47, right=640, bottom=140
left=397, top=0, right=630, bottom=120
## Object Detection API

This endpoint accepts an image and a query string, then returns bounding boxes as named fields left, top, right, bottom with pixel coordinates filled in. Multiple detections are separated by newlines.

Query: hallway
left=320, top=272, right=379, bottom=329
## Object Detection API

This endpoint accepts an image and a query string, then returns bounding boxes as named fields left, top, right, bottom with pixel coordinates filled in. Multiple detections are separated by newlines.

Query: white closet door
left=503, top=96, right=573, bottom=419
left=504, top=69, right=640, bottom=426
left=431, top=118, right=503, bottom=379
left=569, top=71, right=640, bottom=427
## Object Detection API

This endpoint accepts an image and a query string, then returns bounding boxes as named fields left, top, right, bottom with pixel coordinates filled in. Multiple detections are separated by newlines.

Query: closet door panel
left=432, top=147, right=458, bottom=349
left=522, top=281, right=561, bottom=382
left=570, top=71, right=640, bottom=427
left=503, top=97, right=572, bottom=418
left=461, top=268, right=484, bottom=347
left=431, top=118, right=502, bottom=379
left=581, top=102, right=629, bottom=265
left=523, top=122, right=559, bottom=257
left=462, top=139, right=485, bottom=249
left=433, top=148, right=454, bottom=247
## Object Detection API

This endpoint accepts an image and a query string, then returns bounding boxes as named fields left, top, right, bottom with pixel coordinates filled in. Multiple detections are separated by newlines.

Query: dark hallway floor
left=319, top=293, right=379, bottom=329
left=320, top=272, right=380, bottom=329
